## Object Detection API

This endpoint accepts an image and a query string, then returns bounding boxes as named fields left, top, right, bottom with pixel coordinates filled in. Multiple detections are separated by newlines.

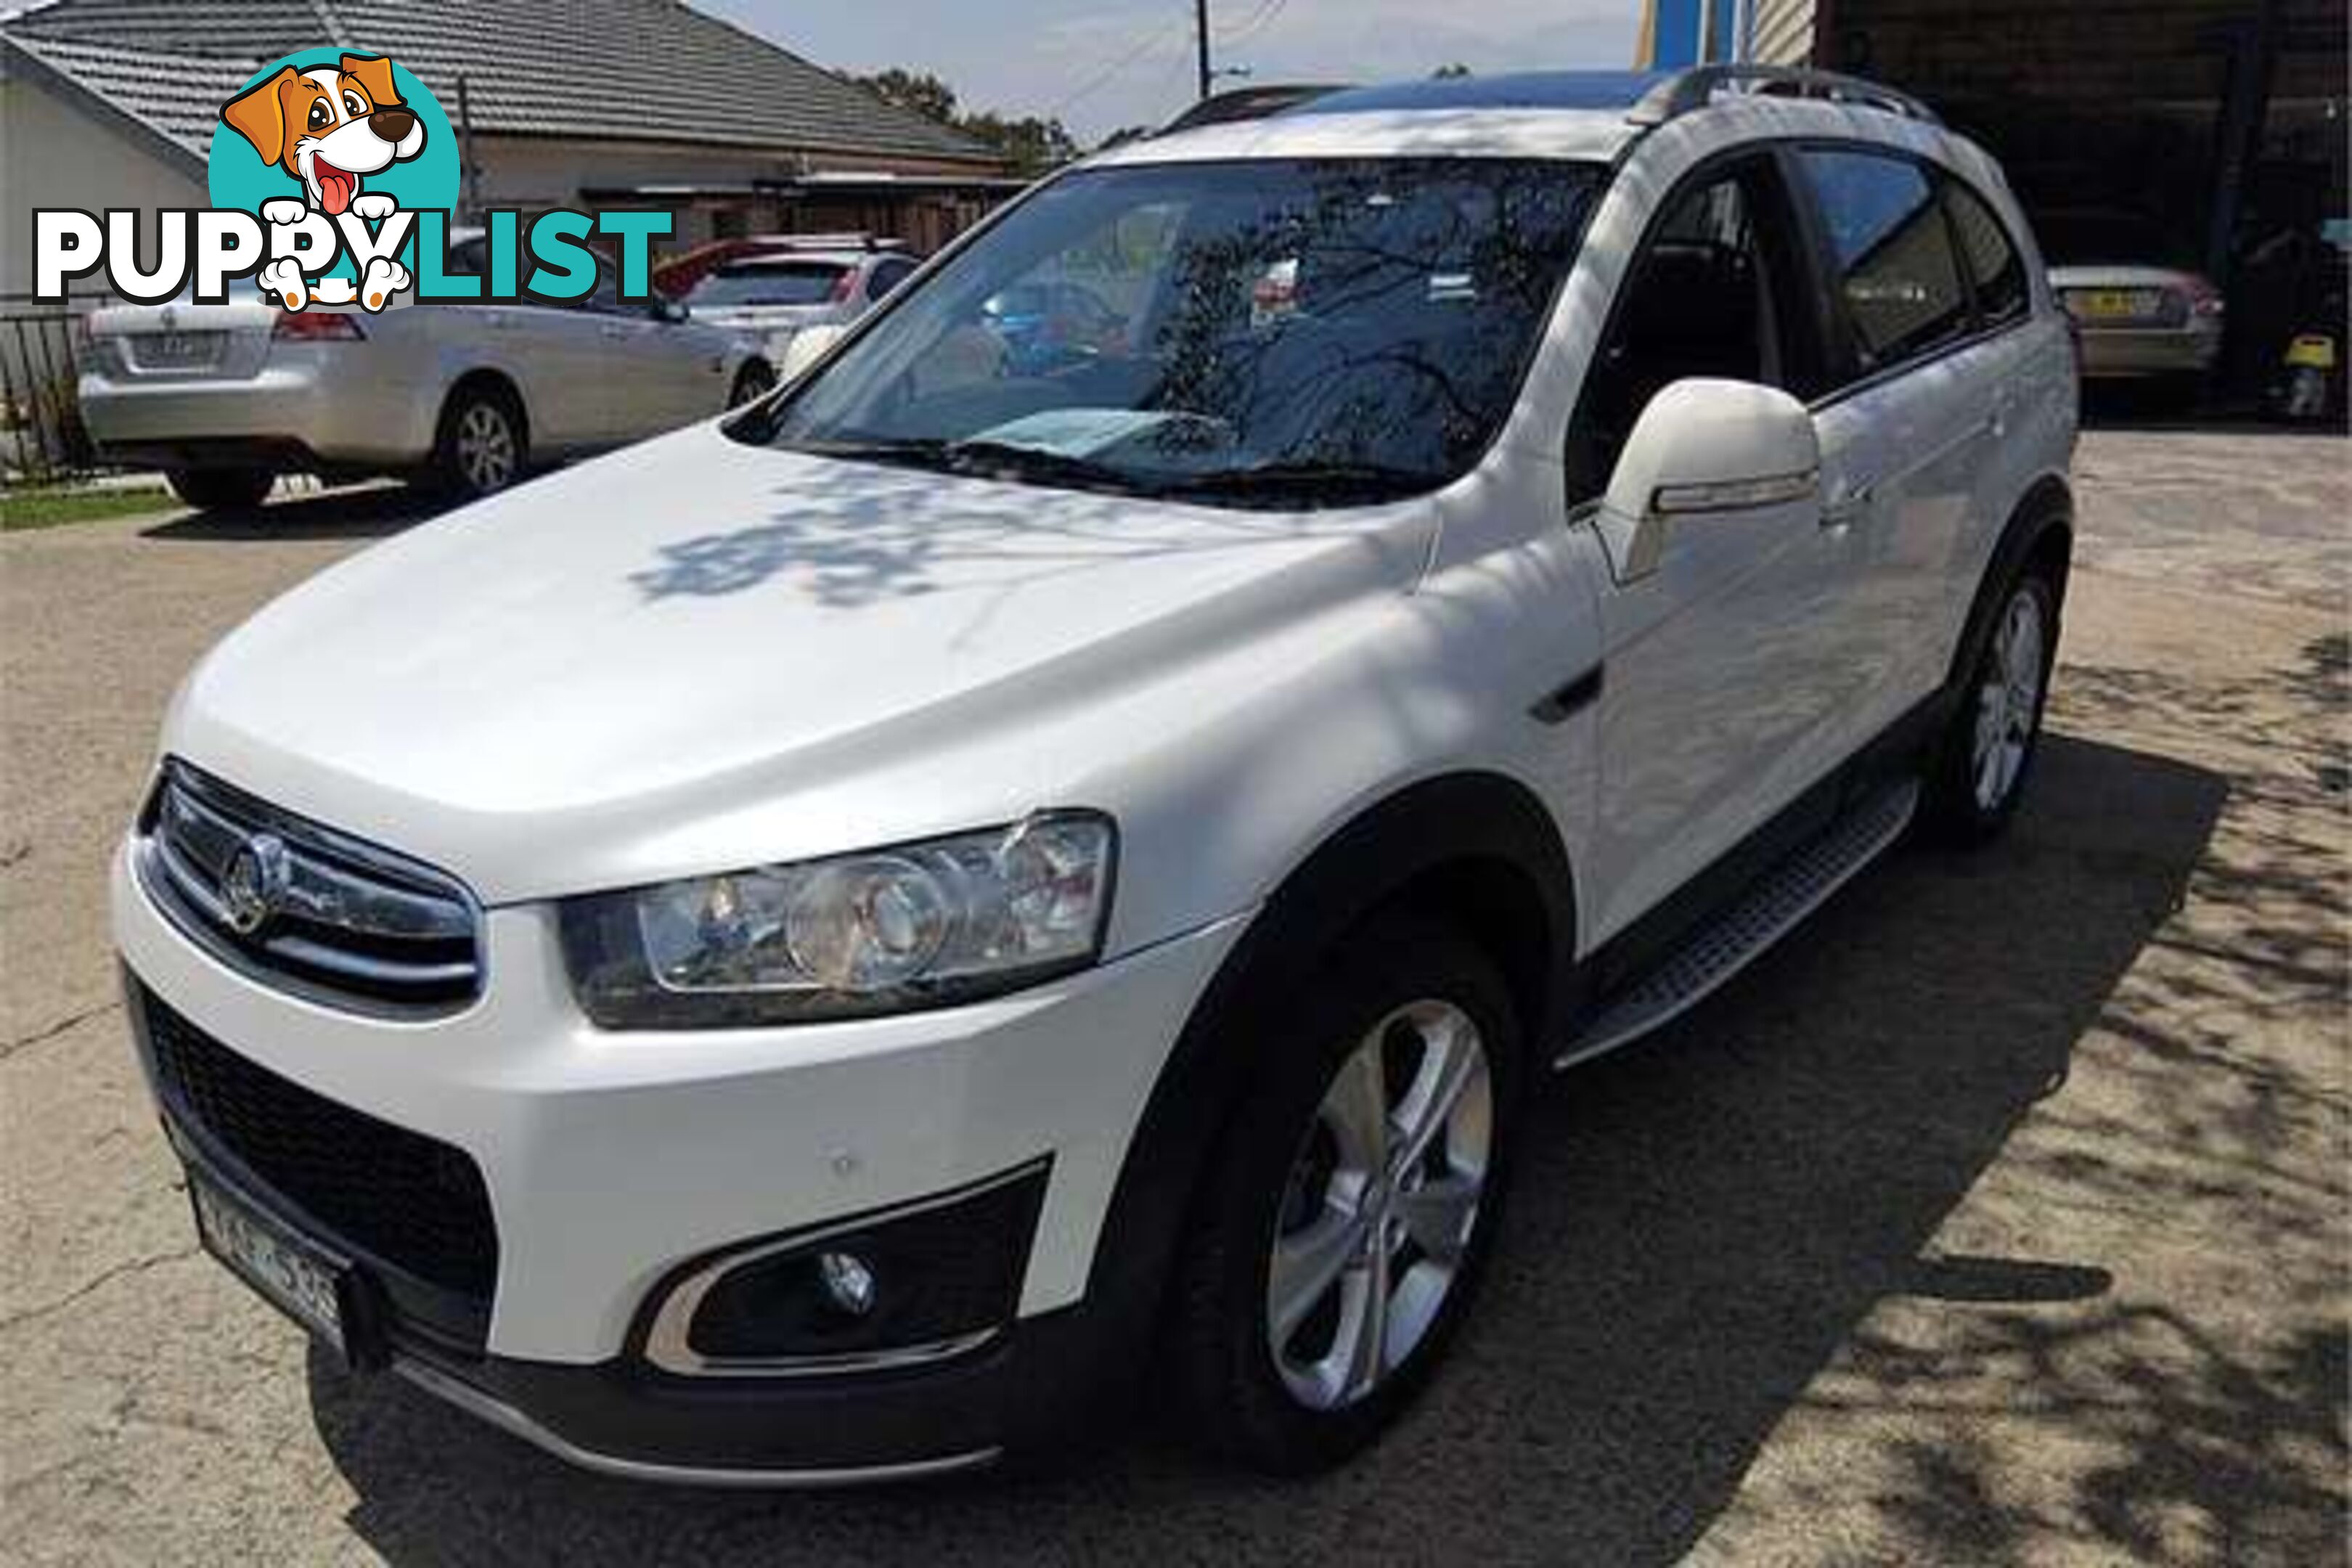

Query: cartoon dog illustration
left=222, top=54, right=425, bottom=217
left=223, top=54, right=421, bottom=309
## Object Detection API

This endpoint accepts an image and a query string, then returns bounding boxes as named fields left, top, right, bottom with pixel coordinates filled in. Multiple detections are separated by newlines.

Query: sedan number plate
left=138, top=330, right=226, bottom=368
left=2071, top=289, right=2152, bottom=322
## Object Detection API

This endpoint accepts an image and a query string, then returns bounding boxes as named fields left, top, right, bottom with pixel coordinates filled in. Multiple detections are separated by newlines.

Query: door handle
left=1985, top=403, right=2009, bottom=439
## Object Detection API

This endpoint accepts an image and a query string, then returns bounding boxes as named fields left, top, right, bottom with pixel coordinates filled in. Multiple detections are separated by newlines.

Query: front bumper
left=113, top=841, right=1243, bottom=1477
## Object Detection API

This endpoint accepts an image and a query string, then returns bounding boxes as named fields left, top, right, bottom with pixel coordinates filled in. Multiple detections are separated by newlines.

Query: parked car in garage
left=77, top=229, right=777, bottom=510
left=2041, top=208, right=2225, bottom=399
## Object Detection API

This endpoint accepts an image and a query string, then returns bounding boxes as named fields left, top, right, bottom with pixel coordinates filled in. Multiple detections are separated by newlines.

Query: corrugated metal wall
left=1749, top=0, right=1819, bottom=64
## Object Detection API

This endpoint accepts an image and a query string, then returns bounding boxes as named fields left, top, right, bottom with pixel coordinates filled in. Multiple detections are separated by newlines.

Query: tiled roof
left=1, top=33, right=240, bottom=172
left=0, top=0, right=996, bottom=165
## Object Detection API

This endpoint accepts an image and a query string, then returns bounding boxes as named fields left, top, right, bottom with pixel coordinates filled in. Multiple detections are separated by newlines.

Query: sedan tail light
left=2184, top=279, right=2227, bottom=317
left=271, top=310, right=366, bottom=342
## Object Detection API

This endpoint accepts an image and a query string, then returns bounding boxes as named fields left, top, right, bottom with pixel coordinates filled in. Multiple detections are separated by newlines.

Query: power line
left=1220, top=0, right=1291, bottom=47
left=1047, top=12, right=1193, bottom=118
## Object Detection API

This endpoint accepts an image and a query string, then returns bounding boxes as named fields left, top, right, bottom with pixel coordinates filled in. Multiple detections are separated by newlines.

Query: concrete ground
left=2, top=429, right=2344, bottom=1565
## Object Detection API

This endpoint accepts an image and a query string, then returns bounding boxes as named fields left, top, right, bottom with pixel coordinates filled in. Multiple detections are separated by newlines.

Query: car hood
left=165, top=422, right=1433, bottom=902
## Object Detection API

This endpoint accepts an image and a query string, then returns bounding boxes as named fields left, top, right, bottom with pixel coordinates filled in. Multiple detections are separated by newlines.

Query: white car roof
left=1093, top=107, right=1638, bottom=168
left=1084, top=68, right=1981, bottom=178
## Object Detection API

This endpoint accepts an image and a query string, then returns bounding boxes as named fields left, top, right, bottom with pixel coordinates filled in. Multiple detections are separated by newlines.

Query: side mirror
left=778, top=322, right=849, bottom=383
left=650, top=297, right=690, bottom=325
left=1595, top=378, right=1821, bottom=582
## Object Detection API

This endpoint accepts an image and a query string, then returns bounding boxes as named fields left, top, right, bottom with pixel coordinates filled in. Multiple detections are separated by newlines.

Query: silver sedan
left=78, top=232, right=776, bottom=510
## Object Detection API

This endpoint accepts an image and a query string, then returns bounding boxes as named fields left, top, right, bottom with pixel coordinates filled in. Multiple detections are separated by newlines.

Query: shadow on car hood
left=166, top=422, right=1433, bottom=900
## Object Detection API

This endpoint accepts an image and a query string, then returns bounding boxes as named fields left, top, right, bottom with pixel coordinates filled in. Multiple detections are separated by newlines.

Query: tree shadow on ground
left=306, top=721, right=2282, bottom=1566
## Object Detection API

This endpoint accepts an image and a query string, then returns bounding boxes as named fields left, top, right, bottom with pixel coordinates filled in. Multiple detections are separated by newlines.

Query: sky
left=695, top=1, right=1640, bottom=144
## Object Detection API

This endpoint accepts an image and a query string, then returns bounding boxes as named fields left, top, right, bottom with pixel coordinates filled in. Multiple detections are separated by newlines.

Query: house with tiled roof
left=0, top=0, right=1020, bottom=297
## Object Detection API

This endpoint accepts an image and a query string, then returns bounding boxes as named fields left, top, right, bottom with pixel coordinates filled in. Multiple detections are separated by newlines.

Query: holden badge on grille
left=219, top=832, right=290, bottom=935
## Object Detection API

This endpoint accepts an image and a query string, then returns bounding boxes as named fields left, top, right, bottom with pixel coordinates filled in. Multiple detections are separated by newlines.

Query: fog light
left=648, top=1159, right=1050, bottom=1374
left=817, top=1250, right=878, bottom=1318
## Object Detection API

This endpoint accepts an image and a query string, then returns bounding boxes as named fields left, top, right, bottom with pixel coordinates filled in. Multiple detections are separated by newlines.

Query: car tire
left=1923, top=566, right=2059, bottom=844
left=422, top=383, right=527, bottom=499
left=164, top=465, right=274, bottom=512
left=1166, top=914, right=1522, bottom=1474
left=727, top=360, right=777, bottom=408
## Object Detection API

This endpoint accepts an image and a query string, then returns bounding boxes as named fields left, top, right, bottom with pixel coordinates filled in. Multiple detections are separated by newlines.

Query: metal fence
left=1, top=296, right=100, bottom=486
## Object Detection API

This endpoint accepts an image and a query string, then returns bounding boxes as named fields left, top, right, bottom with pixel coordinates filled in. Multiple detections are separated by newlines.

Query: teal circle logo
left=208, top=50, right=457, bottom=284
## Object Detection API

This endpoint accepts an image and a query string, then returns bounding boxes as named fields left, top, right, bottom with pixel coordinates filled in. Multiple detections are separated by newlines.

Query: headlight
left=560, top=814, right=1115, bottom=1027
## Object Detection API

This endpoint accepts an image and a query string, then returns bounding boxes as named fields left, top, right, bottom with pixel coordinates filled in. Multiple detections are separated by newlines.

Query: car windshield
left=755, top=158, right=1604, bottom=507
left=693, top=261, right=849, bottom=307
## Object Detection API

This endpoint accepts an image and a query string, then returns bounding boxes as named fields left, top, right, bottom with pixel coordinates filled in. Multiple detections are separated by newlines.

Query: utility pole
left=1196, top=0, right=1212, bottom=99
left=456, top=73, right=482, bottom=224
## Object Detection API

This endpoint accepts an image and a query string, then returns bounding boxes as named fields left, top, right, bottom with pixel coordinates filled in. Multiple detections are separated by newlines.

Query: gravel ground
left=2, top=430, right=2344, bottom=1565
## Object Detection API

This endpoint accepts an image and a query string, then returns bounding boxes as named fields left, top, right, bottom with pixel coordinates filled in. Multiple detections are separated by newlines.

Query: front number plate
left=190, top=1172, right=346, bottom=1355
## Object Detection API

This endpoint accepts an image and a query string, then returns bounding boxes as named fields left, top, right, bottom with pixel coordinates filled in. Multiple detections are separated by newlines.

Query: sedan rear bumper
left=80, top=367, right=434, bottom=469
left=2073, top=322, right=2224, bottom=380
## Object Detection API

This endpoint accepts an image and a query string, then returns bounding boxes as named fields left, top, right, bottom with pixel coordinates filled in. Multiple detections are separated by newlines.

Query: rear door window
left=1941, top=179, right=2029, bottom=329
left=1797, top=149, right=1972, bottom=375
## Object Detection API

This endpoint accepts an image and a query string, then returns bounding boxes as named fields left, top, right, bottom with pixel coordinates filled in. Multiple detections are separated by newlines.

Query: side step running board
left=1554, top=782, right=1919, bottom=1069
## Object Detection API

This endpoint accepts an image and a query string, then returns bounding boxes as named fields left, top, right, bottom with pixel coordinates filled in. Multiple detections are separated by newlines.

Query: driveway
left=3, top=433, right=2344, bottom=1565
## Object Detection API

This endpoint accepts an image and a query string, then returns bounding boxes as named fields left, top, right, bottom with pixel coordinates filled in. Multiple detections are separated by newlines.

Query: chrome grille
left=136, top=760, right=483, bottom=1015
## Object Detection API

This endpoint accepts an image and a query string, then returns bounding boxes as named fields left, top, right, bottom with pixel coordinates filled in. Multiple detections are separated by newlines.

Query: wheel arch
left=438, top=367, right=530, bottom=448
left=1946, top=471, right=2074, bottom=695
left=1046, top=772, right=1577, bottom=1428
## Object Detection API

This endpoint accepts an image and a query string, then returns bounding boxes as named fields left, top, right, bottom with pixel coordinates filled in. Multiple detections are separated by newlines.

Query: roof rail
left=1631, top=65, right=1940, bottom=127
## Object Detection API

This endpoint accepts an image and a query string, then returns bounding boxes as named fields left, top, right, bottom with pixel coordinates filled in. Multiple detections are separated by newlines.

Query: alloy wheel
left=455, top=401, right=518, bottom=494
left=1265, top=999, right=1492, bottom=1411
left=1972, top=586, right=2047, bottom=812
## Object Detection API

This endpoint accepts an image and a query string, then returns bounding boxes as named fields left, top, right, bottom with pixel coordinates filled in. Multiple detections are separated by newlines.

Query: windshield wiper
left=796, top=436, right=1148, bottom=494
left=941, top=438, right=1143, bottom=491
left=1159, top=460, right=1437, bottom=503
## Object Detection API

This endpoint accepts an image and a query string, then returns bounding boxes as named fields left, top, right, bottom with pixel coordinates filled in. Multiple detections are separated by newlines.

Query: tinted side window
left=1942, top=180, right=2028, bottom=328
left=1799, top=149, right=1970, bottom=372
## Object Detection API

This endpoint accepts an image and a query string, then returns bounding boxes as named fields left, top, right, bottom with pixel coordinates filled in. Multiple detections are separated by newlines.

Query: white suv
left=113, top=67, right=2076, bottom=1485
